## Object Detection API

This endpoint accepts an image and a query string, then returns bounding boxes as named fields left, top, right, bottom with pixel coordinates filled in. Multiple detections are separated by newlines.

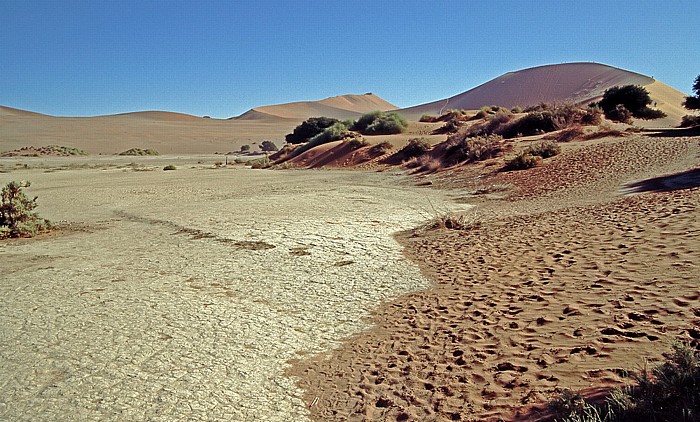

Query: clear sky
left=2, top=0, right=698, bottom=118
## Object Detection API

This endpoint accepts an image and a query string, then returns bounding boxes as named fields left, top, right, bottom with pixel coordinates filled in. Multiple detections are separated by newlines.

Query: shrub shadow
left=625, top=168, right=700, bottom=193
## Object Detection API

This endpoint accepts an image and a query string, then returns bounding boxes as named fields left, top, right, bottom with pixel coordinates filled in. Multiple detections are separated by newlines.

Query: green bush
left=504, top=153, right=541, bottom=171
left=285, top=116, right=340, bottom=144
left=598, top=85, right=666, bottom=121
left=240, top=144, right=251, bottom=153
left=351, top=111, right=407, bottom=135
left=0, top=181, right=52, bottom=239
left=290, top=121, right=352, bottom=157
left=683, top=75, right=700, bottom=110
left=163, top=165, right=176, bottom=171
left=443, top=134, right=505, bottom=166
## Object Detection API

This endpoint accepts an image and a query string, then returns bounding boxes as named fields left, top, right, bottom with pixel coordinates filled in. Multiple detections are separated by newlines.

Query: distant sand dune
left=234, top=93, right=396, bottom=121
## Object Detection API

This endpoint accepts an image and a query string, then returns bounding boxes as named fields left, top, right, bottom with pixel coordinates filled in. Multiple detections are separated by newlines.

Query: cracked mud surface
left=0, top=163, right=465, bottom=421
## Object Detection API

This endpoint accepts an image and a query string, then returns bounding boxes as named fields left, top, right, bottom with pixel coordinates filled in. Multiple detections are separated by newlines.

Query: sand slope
left=290, top=133, right=700, bottom=421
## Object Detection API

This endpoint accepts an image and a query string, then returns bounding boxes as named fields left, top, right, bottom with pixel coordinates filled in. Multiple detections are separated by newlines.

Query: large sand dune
left=0, top=63, right=690, bottom=156
left=397, top=62, right=687, bottom=126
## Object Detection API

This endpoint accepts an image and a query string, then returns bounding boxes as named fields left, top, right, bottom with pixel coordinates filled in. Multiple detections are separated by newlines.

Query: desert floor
left=0, top=157, right=466, bottom=421
left=290, top=133, right=699, bottom=421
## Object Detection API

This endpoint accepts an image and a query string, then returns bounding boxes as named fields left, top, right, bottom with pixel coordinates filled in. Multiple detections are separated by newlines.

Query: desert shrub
left=0, top=181, right=52, bottom=239
left=439, top=118, right=464, bottom=134
left=345, top=137, right=369, bottom=149
left=285, top=116, right=339, bottom=144
left=249, top=156, right=271, bottom=169
left=370, top=141, right=393, bottom=155
left=118, top=148, right=159, bottom=156
left=239, top=144, right=251, bottom=153
left=443, top=134, right=505, bottom=166
left=419, top=114, right=438, bottom=123
left=468, top=110, right=514, bottom=136
left=683, top=75, right=700, bottom=110
left=599, top=85, right=666, bottom=121
left=547, top=342, right=700, bottom=422
left=679, top=115, right=700, bottom=127
left=401, top=138, right=432, bottom=158
left=259, top=140, right=279, bottom=151
left=606, top=104, right=633, bottom=124
left=581, top=107, right=603, bottom=125
left=163, top=165, right=176, bottom=171
left=351, top=111, right=407, bottom=135
left=511, top=106, right=523, bottom=113
left=290, top=122, right=353, bottom=157
left=525, top=140, right=561, bottom=158
left=523, top=102, right=552, bottom=113
left=499, top=111, right=558, bottom=138
left=504, top=153, right=541, bottom=171
left=437, top=109, right=470, bottom=122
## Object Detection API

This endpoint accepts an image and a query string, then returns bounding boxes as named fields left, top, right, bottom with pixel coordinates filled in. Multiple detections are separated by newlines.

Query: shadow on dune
left=625, top=168, right=700, bottom=193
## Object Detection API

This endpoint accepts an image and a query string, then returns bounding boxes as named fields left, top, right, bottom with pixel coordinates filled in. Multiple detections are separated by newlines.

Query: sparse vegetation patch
left=1, top=145, right=88, bottom=157
left=118, top=148, right=160, bottom=156
left=442, top=133, right=506, bottom=166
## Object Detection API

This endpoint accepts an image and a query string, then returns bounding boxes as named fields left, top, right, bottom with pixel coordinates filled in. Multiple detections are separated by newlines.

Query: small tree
left=683, top=75, right=700, bottom=110
left=0, top=181, right=52, bottom=239
left=259, top=140, right=279, bottom=152
left=598, top=85, right=666, bottom=121
left=285, top=117, right=339, bottom=144
left=240, top=144, right=251, bottom=153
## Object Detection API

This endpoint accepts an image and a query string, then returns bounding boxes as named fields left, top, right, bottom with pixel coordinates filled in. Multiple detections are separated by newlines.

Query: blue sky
left=1, top=1, right=698, bottom=118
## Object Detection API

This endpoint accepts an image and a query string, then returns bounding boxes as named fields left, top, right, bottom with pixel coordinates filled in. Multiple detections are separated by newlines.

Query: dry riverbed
left=0, top=158, right=467, bottom=421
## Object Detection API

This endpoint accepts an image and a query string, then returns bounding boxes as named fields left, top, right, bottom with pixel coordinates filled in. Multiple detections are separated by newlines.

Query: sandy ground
left=290, top=133, right=699, bottom=421
left=0, top=159, right=466, bottom=421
